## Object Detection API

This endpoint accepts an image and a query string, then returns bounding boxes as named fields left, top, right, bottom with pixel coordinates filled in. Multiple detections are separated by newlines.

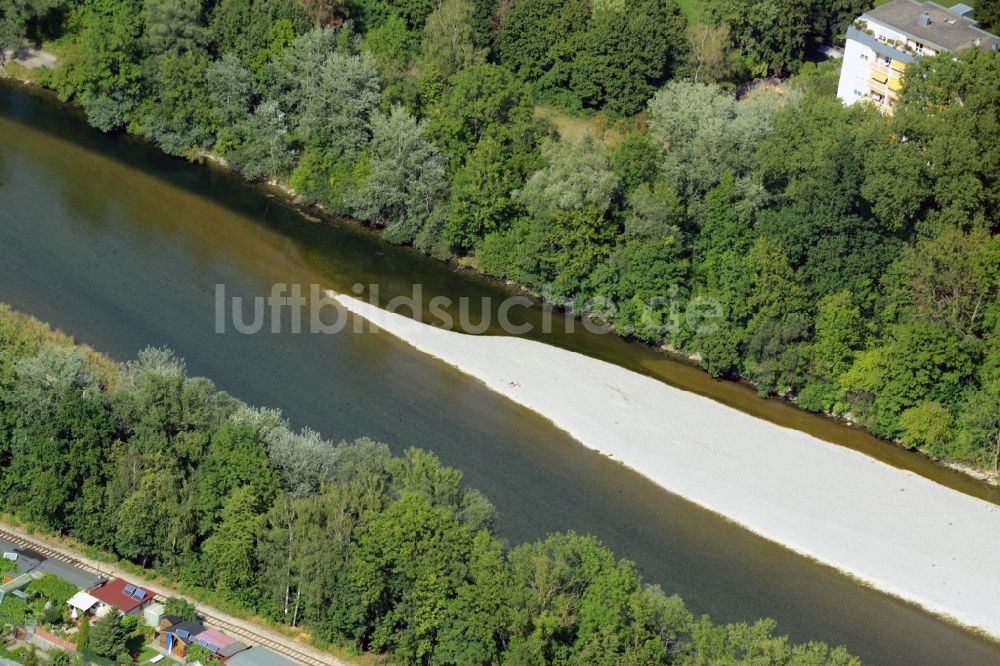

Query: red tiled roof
left=90, top=578, right=153, bottom=613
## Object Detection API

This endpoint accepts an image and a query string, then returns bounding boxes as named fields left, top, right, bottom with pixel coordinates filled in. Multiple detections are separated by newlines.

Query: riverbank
left=331, top=291, right=1000, bottom=641
left=2, top=70, right=995, bottom=494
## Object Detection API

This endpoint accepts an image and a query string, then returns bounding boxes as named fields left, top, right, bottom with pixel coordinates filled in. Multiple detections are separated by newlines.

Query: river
left=1, top=81, right=997, bottom=664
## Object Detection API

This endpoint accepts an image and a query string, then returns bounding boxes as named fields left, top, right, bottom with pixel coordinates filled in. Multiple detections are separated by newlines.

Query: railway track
left=0, top=528, right=337, bottom=666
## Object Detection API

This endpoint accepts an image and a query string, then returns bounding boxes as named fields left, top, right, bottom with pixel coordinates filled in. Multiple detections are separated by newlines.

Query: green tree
left=610, top=132, right=661, bottom=196
left=348, top=106, right=450, bottom=248
left=958, top=388, right=1000, bottom=474
left=143, top=0, right=209, bottom=55
left=648, top=81, right=792, bottom=200
left=571, top=0, right=687, bottom=115
left=392, top=0, right=437, bottom=29
left=519, top=136, right=618, bottom=221
left=76, top=613, right=90, bottom=651
left=360, top=14, right=419, bottom=106
left=3, top=347, right=113, bottom=532
left=418, top=0, right=485, bottom=82
left=883, top=226, right=1000, bottom=345
left=427, top=63, right=537, bottom=164
left=209, top=0, right=310, bottom=71
left=115, top=467, right=180, bottom=567
left=164, top=597, right=198, bottom=621
left=206, top=53, right=255, bottom=126
left=443, top=135, right=527, bottom=251
left=891, top=49, right=1000, bottom=230
left=226, top=101, right=295, bottom=181
left=270, top=27, right=381, bottom=161
left=545, top=204, right=619, bottom=300
left=433, top=531, right=513, bottom=664
left=977, top=0, right=1000, bottom=33
left=900, top=401, right=954, bottom=459
left=799, top=290, right=865, bottom=412
left=339, top=493, right=472, bottom=659
left=755, top=94, right=896, bottom=299
left=196, top=419, right=277, bottom=530
left=200, top=485, right=263, bottom=602
left=707, top=0, right=810, bottom=76
left=89, top=607, right=127, bottom=658
left=842, top=321, right=975, bottom=437
left=687, top=22, right=736, bottom=83
left=56, top=0, right=145, bottom=131
left=140, top=49, right=216, bottom=156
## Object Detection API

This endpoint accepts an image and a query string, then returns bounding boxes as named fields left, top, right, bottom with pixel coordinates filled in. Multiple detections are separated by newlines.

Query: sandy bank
left=2, top=47, right=56, bottom=73
left=331, top=292, right=1000, bottom=639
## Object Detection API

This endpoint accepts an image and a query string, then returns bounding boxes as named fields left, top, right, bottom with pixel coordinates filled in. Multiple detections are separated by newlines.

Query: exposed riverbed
left=334, top=292, right=1000, bottom=641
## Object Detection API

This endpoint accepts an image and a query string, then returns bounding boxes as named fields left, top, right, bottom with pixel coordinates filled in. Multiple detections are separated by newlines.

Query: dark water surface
left=1, top=82, right=997, bottom=664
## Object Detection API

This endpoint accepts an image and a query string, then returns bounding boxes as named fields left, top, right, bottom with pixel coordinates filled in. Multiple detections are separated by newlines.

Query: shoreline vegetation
left=0, top=303, right=862, bottom=664
left=1, top=0, right=998, bottom=490
left=330, top=292, right=1000, bottom=642
left=3, top=70, right=995, bottom=495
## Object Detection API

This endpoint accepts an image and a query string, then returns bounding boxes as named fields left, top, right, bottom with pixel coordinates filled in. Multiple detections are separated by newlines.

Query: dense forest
left=0, top=305, right=860, bottom=664
left=0, top=0, right=998, bottom=475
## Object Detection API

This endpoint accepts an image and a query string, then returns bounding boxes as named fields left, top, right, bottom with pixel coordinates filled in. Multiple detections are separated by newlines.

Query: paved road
left=0, top=524, right=350, bottom=666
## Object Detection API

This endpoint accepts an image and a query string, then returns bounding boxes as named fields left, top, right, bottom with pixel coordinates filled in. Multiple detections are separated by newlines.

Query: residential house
left=90, top=578, right=155, bottom=617
left=837, top=0, right=1000, bottom=112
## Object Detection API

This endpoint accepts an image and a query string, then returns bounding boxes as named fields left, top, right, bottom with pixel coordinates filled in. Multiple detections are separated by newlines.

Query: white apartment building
left=837, top=0, right=1000, bottom=113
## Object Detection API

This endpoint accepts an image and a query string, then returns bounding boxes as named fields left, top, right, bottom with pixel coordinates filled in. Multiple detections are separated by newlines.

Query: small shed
left=216, top=641, right=250, bottom=663
left=0, top=573, right=32, bottom=602
left=193, top=628, right=239, bottom=655
left=143, top=602, right=166, bottom=629
left=161, top=619, right=206, bottom=659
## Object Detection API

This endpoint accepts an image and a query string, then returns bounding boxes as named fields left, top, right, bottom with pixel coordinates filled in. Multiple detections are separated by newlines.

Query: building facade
left=837, top=0, right=999, bottom=113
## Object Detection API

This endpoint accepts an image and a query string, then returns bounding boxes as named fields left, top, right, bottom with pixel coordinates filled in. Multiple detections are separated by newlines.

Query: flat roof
left=33, top=559, right=106, bottom=590
left=226, top=647, right=298, bottom=666
left=0, top=541, right=45, bottom=573
left=217, top=642, right=249, bottom=658
left=864, top=0, right=1000, bottom=51
left=194, top=628, right=239, bottom=652
left=164, top=620, right=207, bottom=638
left=67, top=591, right=100, bottom=611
